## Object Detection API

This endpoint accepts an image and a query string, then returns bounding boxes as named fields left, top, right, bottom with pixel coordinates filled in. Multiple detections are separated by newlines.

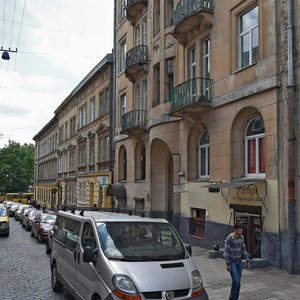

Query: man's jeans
left=229, top=260, right=243, bottom=300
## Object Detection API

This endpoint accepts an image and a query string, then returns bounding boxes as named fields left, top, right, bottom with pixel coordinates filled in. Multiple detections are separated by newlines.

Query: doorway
left=235, top=212, right=262, bottom=258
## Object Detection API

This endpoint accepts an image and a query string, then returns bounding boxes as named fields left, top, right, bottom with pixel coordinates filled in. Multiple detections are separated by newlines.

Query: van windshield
left=96, top=222, right=186, bottom=261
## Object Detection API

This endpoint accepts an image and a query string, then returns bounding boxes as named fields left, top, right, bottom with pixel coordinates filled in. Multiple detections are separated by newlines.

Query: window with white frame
left=198, top=130, right=210, bottom=178
left=189, top=47, right=196, bottom=79
left=134, top=79, right=147, bottom=110
left=78, top=142, right=86, bottom=166
left=135, top=17, right=147, bottom=46
left=239, top=6, right=258, bottom=69
left=245, top=116, right=265, bottom=176
left=119, top=38, right=126, bottom=73
left=79, top=104, right=87, bottom=128
left=90, top=97, right=95, bottom=122
left=120, top=94, right=126, bottom=123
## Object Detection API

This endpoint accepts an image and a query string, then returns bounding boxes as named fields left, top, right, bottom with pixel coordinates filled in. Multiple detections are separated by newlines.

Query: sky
left=0, top=0, right=114, bottom=148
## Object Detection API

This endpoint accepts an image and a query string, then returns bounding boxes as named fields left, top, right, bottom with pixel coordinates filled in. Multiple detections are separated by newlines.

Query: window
left=203, top=39, right=210, bottom=78
left=152, top=63, right=160, bottom=106
left=189, top=47, right=196, bottom=79
left=89, top=138, right=95, bottom=164
left=134, top=79, right=147, bottom=110
left=190, top=208, right=206, bottom=238
left=135, top=17, right=147, bottom=46
left=78, top=142, right=86, bottom=166
left=153, top=0, right=160, bottom=35
left=165, top=58, right=174, bottom=102
left=135, top=143, right=146, bottom=181
left=90, top=97, right=95, bottom=122
left=165, top=0, right=174, bottom=27
left=119, top=0, right=127, bottom=22
left=70, top=116, right=76, bottom=138
left=245, top=116, right=265, bottom=176
left=82, top=223, right=97, bottom=250
left=198, top=130, right=210, bottom=177
left=119, top=39, right=126, bottom=73
left=118, top=146, right=127, bottom=181
left=79, top=104, right=87, bottom=128
left=64, top=121, right=68, bottom=141
left=120, top=94, right=126, bottom=122
left=239, top=6, right=258, bottom=68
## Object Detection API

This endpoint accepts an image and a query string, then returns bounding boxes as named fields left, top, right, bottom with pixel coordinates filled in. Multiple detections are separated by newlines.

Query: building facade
left=33, top=116, right=59, bottom=209
left=34, top=54, right=114, bottom=210
left=113, top=0, right=300, bottom=272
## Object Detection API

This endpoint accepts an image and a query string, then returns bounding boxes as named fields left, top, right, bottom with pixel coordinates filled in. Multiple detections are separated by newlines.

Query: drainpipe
left=110, top=0, right=117, bottom=184
left=287, top=0, right=296, bottom=275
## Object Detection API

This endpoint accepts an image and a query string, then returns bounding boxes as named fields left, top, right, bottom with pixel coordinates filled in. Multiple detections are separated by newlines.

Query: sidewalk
left=191, top=246, right=300, bottom=300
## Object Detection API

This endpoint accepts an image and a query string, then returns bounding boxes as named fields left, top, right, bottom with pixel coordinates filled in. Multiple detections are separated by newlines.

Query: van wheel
left=51, top=263, right=63, bottom=293
left=46, top=242, right=51, bottom=254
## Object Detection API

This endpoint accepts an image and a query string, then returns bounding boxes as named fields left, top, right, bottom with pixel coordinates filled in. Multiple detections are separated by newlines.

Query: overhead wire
left=13, top=0, right=27, bottom=71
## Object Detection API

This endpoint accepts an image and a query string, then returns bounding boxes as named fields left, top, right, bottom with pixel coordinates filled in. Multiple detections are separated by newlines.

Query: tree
left=0, top=140, right=35, bottom=194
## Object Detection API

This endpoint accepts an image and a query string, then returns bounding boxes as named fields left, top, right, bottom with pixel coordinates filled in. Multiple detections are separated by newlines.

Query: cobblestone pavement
left=192, top=247, right=300, bottom=300
left=0, top=217, right=73, bottom=300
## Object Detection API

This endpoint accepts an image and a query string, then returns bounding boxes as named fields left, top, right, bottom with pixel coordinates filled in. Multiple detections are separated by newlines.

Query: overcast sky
left=0, top=0, right=114, bottom=148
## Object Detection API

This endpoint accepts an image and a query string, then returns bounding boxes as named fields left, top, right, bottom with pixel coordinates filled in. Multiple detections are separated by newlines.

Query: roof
left=58, top=210, right=168, bottom=224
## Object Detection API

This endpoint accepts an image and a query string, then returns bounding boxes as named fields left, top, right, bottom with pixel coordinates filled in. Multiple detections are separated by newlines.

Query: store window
left=190, top=208, right=206, bottom=238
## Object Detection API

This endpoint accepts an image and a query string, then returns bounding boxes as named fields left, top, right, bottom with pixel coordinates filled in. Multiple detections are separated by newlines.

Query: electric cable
left=13, top=0, right=27, bottom=71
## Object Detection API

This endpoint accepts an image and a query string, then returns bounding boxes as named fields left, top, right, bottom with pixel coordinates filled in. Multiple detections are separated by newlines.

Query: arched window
left=198, top=130, right=210, bottom=177
left=245, top=116, right=265, bottom=176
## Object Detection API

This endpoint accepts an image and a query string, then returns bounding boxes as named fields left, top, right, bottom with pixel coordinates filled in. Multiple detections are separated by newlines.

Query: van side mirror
left=83, top=246, right=98, bottom=264
left=185, top=244, right=192, bottom=256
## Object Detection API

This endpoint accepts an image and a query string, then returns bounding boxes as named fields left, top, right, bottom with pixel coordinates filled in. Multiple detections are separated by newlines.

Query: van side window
left=82, top=223, right=96, bottom=250
left=53, top=215, right=80, bottom=251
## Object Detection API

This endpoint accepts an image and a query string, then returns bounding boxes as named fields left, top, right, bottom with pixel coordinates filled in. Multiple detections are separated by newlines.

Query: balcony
left=173, top=0, right=214, bottom=46
left=170, top=77, right=212, bottom=119
left=121, top=109, right=148, bottom=137
left=126, top=0, right=148, bottom=25
left=125, top=45, right=148, bottom=82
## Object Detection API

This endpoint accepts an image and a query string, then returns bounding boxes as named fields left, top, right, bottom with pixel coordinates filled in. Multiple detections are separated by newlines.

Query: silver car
left=50, top=211, right=209, bottom=300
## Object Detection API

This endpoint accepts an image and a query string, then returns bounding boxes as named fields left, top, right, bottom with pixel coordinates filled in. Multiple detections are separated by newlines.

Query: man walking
left=224, top=222, right=251, bottom=300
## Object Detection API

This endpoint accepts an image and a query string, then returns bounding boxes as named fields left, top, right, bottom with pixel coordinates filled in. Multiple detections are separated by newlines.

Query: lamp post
left=0, top=47, right=18, bottom=60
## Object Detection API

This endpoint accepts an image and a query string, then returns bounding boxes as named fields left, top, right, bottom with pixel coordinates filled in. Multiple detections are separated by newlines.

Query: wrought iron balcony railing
left=171, top=77, right=212, bottom=113
left=174, top=0, right=213, bottom=26
left=121, top=109, right=148, bottom=132
left=126, top=45, right=148, bottom=70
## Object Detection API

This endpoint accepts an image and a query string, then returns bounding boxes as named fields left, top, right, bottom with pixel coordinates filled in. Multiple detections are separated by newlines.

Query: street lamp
left=0, top=47, right=18, bottom=60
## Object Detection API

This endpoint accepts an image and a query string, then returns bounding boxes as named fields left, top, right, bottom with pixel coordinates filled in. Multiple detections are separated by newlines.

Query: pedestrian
left=223, top=222, right=251, bottom=300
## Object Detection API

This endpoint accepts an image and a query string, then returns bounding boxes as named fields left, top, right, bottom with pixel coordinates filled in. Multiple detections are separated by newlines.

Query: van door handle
left=77, top=252, right=80, bottom=263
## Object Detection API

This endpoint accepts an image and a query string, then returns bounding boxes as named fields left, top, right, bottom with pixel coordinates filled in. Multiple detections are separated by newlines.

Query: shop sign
left=173, top=183, right=186, bottom=193
left=230, top=184, right=263, bottom=203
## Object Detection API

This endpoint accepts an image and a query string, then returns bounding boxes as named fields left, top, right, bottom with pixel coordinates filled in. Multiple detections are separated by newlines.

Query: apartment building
left=55, top=54, right=114, bottom=209
left=114, top=0, right=300, bottom=272
left=33, top=116, right=58, bottom=209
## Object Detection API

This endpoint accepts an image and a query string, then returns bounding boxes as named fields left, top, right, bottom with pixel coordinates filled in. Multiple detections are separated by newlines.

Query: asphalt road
left=0, top=217, right=73, bottom=300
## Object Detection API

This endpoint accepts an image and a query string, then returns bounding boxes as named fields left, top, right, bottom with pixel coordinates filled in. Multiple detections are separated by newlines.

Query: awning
left=106, top=184, right=127, bottom=199
left=204, top=180, right=266, bottom=189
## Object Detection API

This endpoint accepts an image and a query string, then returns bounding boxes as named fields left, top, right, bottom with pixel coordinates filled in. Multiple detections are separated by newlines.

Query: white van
left=50, top=211, right=209, bottom=300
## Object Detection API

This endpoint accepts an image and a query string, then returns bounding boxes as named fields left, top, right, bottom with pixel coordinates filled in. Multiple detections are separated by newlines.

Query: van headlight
left=112, top=274, right=141, bottom=300
left=191, top=270, right=204, bottom=298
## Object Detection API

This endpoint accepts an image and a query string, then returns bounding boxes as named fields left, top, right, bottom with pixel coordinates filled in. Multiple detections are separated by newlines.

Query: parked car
left=0, top=205, right=10, bottom=237
left=31, top=212, right=57, bottom=243
left=23, top=209, right=40, bottom=231
left=20, top=207, right=32, bottom=225
left=15, top=204, right=30, bottom=221
left=9, top=203, right=19, bottom=217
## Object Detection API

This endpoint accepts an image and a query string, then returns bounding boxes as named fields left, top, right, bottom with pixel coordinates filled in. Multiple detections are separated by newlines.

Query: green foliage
left=0, top=140, right=35, bottom=194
